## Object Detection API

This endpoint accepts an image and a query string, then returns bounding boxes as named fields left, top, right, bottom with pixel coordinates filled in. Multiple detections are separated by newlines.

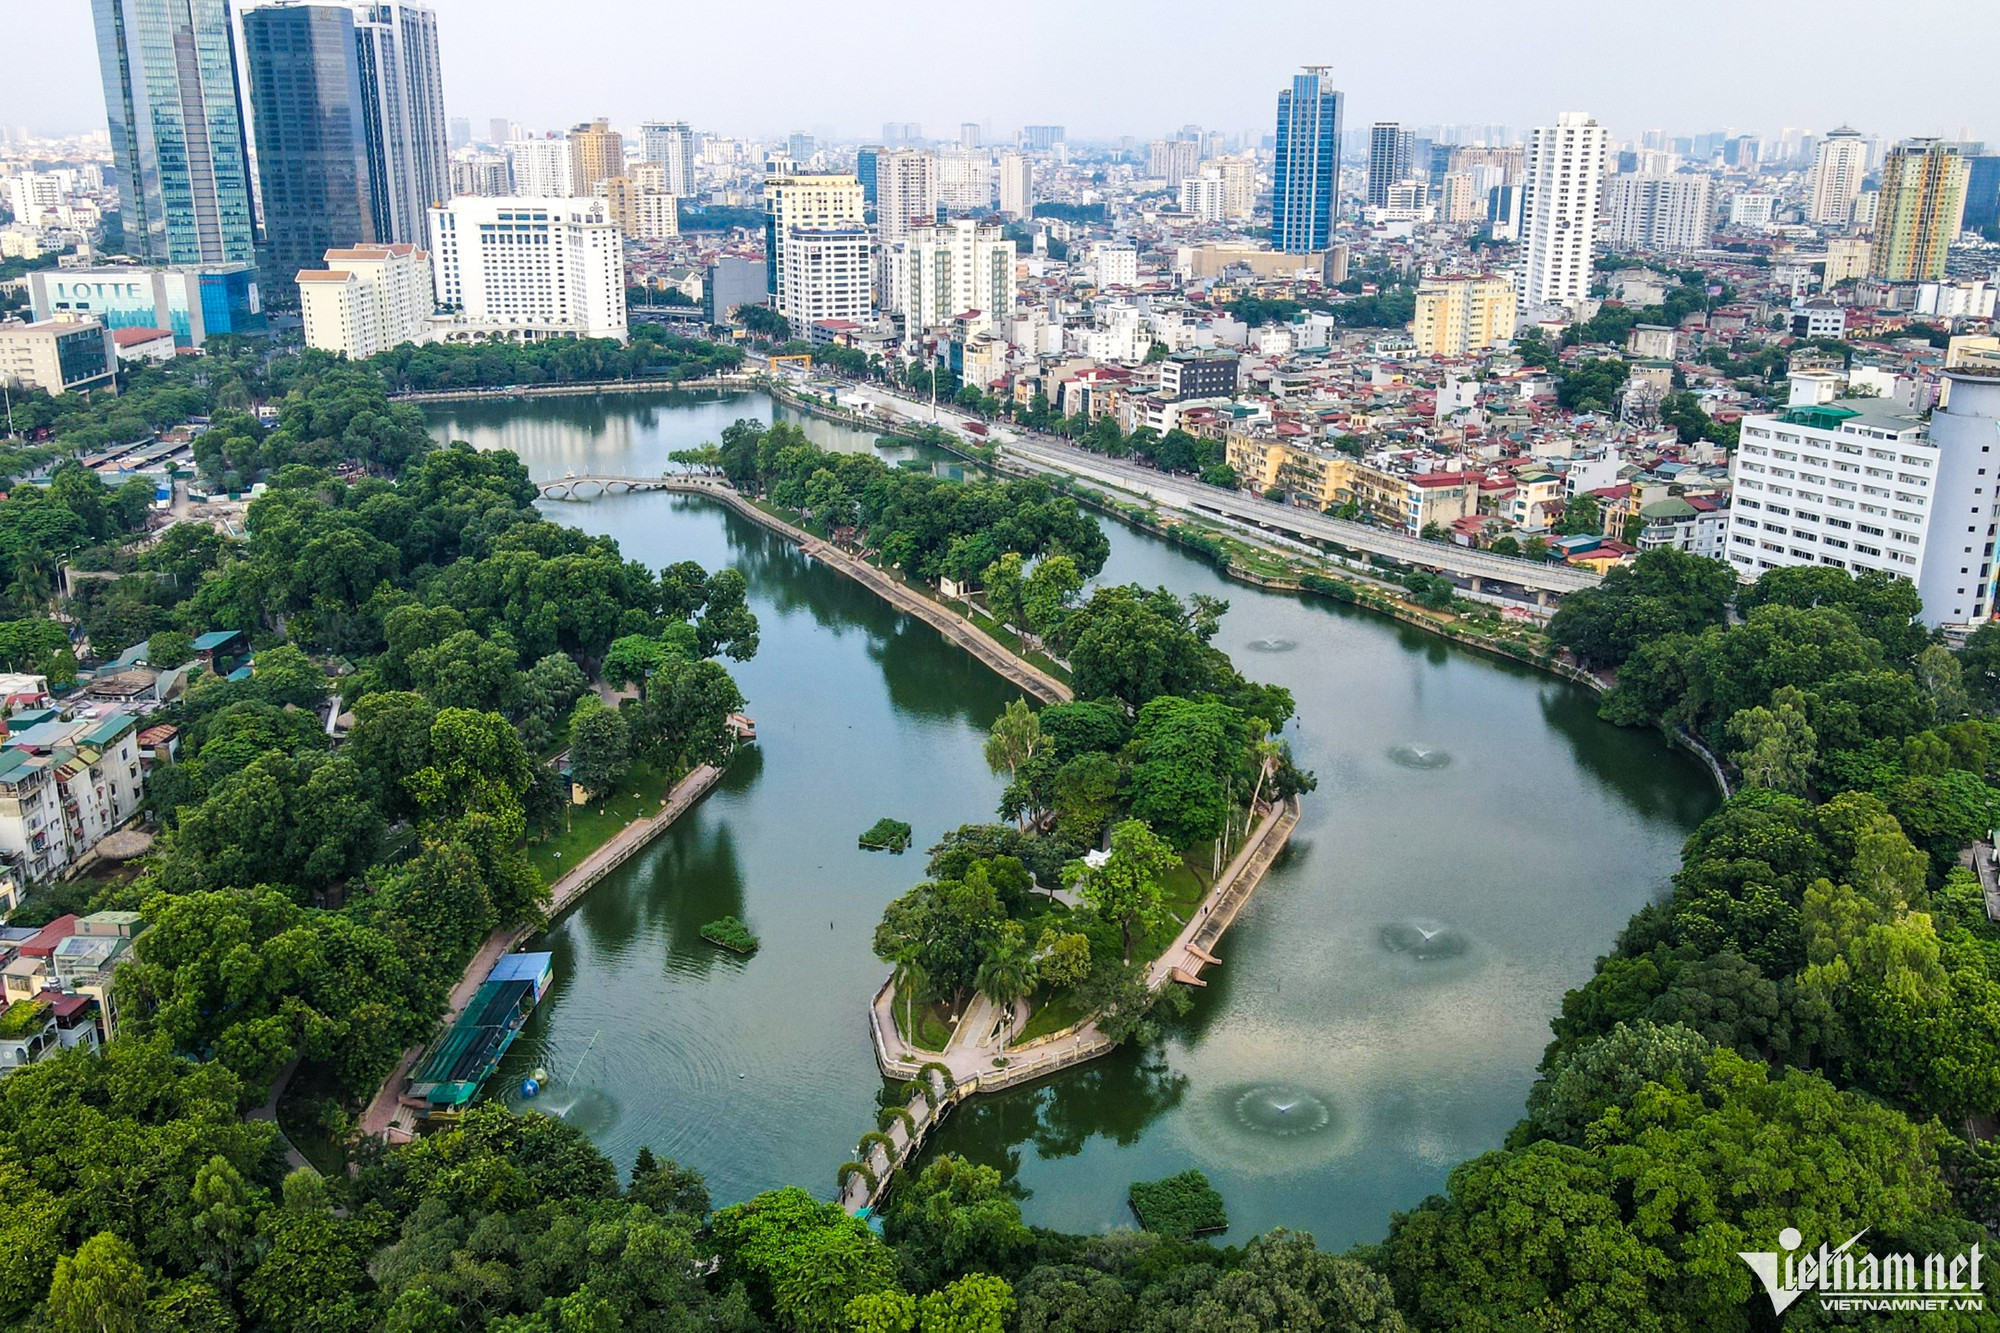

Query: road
left=813, top=378, right=1603, bottom=598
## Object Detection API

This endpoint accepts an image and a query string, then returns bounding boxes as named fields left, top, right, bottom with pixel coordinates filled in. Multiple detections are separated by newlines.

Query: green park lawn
left=526, top=758, right=676, bottom=887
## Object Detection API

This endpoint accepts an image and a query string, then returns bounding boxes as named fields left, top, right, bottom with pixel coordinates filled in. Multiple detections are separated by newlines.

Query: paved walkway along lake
left=426, top=389, right=1720, bottom=1247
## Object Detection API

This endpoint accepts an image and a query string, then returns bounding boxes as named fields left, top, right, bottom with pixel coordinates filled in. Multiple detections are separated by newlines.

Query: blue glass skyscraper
left=1271, top=66, right=1342, bottom=254
left=91, top=0, right=258, bottom=265
left=1965, top=155, right=2000, bottom=235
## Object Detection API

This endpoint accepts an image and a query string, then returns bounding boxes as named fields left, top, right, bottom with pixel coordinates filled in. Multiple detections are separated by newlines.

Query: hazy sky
left=9, top=0, right=1996, bottom=146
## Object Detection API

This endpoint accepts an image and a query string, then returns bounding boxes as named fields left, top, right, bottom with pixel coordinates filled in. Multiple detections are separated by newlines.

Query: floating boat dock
left=406, top=952, right=554, bottom=1112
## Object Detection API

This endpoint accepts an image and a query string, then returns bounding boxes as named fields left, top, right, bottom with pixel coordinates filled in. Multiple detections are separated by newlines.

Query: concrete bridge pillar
left=1468, top=576, right=1482, bottom=594
left=1535, top=589, right=1550, bottom=608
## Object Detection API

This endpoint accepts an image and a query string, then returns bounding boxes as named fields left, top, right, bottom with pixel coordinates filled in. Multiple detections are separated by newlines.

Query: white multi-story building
left=764, top=174, right=864, bottom=312
left=1518, top=111, right=1606, bottom=311
left=1092, top=241, right=1137, bottom=288
left=505, top=137, right=574, bottom=197
left=885, top=220, right=1015, bottom=332
left=780, top=226, right=872, bottom=333
left=874, top=152, right=937, bottom=244
left=1919, top=371, right=2000, bottom=629
left=997, top=153, right=1033, bottom=219
left=600, top=168, right=679, bottom=240
left=1810, top=127, right=1869, bottom=226
left=1180, top=173, right=1227, bottom=222
left=427, top=196, right=626, bottom=342
left=1604, top=174, right=1715, bottom=252
left=1725, top=388, right=1954, bottom=615
left=298, top=242, right=434, bottom=359
left=450, top=153, right=512, bottom=197
left=936, top=149, right=991, bottom=213
left=1211, top=156, right=1257, bottom=221
left=640, top=121, right=698, bottom=198
left=1728, top=191, right=1778, bottom=230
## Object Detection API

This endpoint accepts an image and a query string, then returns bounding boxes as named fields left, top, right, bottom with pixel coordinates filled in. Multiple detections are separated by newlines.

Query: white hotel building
left=1725, top=369, right=2000, bottom=629
left=427, top=197, right=627, bottom=343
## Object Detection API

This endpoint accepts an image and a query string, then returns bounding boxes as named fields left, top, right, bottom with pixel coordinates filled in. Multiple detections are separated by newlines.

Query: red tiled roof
left=111, top=327, right=172, bottom=347
left=18, top=916, right=77, bottom=958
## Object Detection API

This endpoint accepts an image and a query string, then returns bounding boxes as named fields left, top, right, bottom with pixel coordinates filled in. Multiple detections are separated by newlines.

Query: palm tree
left=974, top=924, right=1036, bottom=1025
left=890, top=949, right=929, bottom=1049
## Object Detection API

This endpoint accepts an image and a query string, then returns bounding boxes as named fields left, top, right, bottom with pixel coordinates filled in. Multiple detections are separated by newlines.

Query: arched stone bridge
left=537, top=474, right=729, bottom=501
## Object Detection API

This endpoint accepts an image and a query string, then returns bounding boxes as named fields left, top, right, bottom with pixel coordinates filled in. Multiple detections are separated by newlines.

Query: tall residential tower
left=1872, top=139, right=1970, bottom=281
left=1519, top=111, right=1606, bottom=310
left=1809, top=126, right=1868, bottom=226
left=1367, top=122, right=1413, bottom=208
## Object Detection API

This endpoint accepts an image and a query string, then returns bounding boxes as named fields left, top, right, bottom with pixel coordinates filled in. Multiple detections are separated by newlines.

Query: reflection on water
left=427, top=394, right=1720, bottom=1247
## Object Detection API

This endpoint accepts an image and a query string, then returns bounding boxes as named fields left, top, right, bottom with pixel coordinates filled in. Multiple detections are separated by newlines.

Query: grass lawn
left=889, top=986, right=955, bottom=1052
left=1134, top=854, right=1217, bottom=964
left=1013, top=988, right=1088, bottom=1045
left=526, top=758, right=677, bottom=888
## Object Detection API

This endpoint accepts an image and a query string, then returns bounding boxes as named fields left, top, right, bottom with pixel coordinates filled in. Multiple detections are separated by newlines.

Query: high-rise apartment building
left=640, top=121, right=697, bottom=198
left=600, top=170, right=678, bottom=240
left=568, top=119, right=624, bottom=195
left=507, top=137, right=573, bottom=197
left=90, top=0, right=257, bottom=264
left=1410, top=274, right=1517, bottom=358
left=1437, top=172, right=1481, bottom=224
left=427, top=196, right=626, bottom=341
left=960, top=123, right=982, bottom=149
left=241, top=1, right=450, bottom=296
left=1809, top=126, right=1868, bottom=226
left=1207, top=157, right=1257, bottom=221
left=1180, top=174, right=1227, bottom=222
left=874, top=152, right=937, bottom=242
left=1872, top=139, right=1970, bottom=281
left=763, top=174, right=864, bottom=309
left=1148, top=138, right=1199, bottom=187
left=780, top=227, right=871, bottom=333
left=1020, top=126, right=1065, bottom=151
left=1367, top=122, right=1413, bottom=208
left=297, top=241, right=433, bottom=358
left=936, top=149, right=992, bottom=213
left=1519, top=111, right=1607, bottom=310
left=1091, top=241, right=1137, bottom=288
left=1603, top=174, right=1715, bottom=252
left=885, top=220, right=1015, bottom=331
left=1271, top=67, right=1341, bottom=254
left=997, top=153, right=1033, bottom=219
left=450, top=154, right=511, bottom=197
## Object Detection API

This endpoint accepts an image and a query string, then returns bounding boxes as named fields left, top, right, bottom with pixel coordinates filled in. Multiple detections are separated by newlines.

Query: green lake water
left=425, top=390, right=1718, bottom=1247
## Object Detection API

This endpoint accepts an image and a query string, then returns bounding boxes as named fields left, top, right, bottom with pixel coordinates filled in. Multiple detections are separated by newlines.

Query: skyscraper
left=242, top=0, right=450, bottom=295
left=1271, top=67, right=1341, bottom=254
left=568, top=119, right=624, bottom=195
left=1809, top=126, right=1868, bottom=226
left=242, top=2, right=375, bottom=293
left=91, top=0, right=257, bottom=264
left=1872, top=139, right=1970, bottom=281
left=960, top=123, right=982, bottom=149
left=1020, top=125, right=1064, bottom=151
left=1519, top=111, right=1607, bottom=310
left=1367, top=122, right=1413, bottom=208
left=886, top=220, right=1015, bottom=331
left=641, top=122, right=697, bottom=197
left=997, top=153, right=1033, bottom=218
left=1966, top=156, right=2000, bottom=235
left=787, top=132, right=816, bottom=162
left=874, top=150, right=937, bottom=243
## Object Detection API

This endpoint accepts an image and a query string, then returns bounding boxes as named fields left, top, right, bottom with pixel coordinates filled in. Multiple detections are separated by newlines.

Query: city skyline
left=12, top=0, right=2000, bottom=145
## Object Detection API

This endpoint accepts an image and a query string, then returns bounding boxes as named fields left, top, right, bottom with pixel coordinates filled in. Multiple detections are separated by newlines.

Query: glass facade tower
left=1272, top=67, right=1342, bottom=254
left=91, top=0, right=258, bottom=265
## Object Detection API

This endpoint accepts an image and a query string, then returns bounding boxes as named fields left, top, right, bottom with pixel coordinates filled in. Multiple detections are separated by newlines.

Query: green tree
left=883, top=1154, right=1034, bottom=1291
left=251, top=643, right=330, bottom=708
left=983, top=553, right=1025, bottom=631
left=710, top=1187, right=899, bottom=1333
left=1546, top=547, right=1736, bottom=669
left=1553, top=494, right=1603, bottom=537
left=567, top=696, right=631, bottom=800
left=1725, top=684, right=1817, bottom=795
left=46, top=1232, right=148, bottom=1333
left=917, top=1274, right=1014, bottom=1333
left=188, top=1154, right=258, bottom=1292
left=983, top=699, right=1045, bottom=812
left=145, top=629, right=194, bottom=669
left=1070, top=819, right=1179, bottom=963
left=974, top=921, right=1036, bottom=1022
